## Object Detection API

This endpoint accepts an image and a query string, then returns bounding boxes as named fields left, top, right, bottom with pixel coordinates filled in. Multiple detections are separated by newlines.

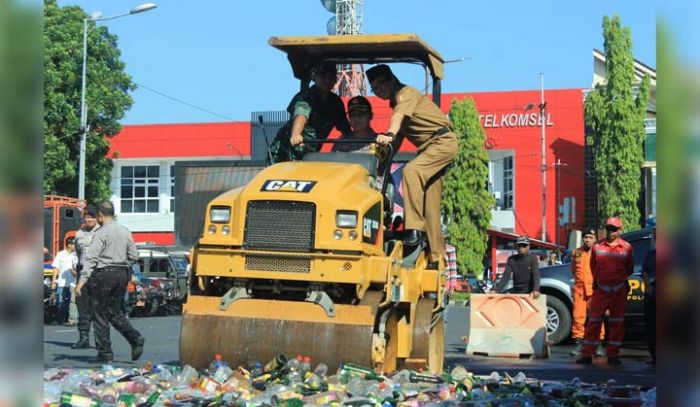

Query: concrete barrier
left=465, top=293, right=548, bottom=358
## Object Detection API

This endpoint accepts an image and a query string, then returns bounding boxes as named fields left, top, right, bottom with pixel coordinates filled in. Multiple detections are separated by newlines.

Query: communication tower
left=321, top=0, right=366, bottom=97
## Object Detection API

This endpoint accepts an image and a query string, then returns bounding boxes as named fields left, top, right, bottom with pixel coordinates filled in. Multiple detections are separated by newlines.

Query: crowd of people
left=487, top=217, right=656, bottom=366
left=46, top=61, right=656, bottom=368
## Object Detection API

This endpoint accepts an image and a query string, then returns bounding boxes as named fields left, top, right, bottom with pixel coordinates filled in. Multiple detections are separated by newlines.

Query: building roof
left=592, top=49, right=656, bottom=114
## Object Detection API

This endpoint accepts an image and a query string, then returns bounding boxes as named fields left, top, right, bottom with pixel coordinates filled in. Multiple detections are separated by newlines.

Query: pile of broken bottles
left=43, top=355, right=656, bottom=406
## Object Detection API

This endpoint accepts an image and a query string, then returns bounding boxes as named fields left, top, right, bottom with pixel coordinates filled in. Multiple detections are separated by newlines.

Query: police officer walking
left=368, top=64, right=457, bottom=268
left=71, top=204, right=99, bottom=349
left=75, top=202, right=144, bottom=363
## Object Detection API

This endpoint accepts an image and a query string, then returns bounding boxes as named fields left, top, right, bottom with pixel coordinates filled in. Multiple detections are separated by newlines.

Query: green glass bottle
left=136, top=391, right=160, bottom=407
left=117, top=393, right=136, bottom=407
left=59, top=392, right=102, bottom=407
left=337, top=362, right=383, bottom=381
left=277, top=398, right=304, bottom=407
left=409, top=372, right=444, bottom=384
left=264, top=353, right=288, bottom=373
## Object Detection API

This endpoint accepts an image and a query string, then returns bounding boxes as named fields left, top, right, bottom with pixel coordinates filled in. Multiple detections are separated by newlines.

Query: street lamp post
left=77, top=3, right=157, bottom=200
left=539, top=73, right=547, bottom=243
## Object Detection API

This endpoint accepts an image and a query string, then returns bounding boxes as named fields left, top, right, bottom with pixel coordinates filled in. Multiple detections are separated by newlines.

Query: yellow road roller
left=180, top=34, right=448, bottom=374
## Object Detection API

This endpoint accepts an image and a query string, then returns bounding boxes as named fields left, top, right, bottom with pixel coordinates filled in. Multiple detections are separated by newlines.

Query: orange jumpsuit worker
left=576, top=217, right=634, bottom=365
left=570, top=228, right=605, bottom=357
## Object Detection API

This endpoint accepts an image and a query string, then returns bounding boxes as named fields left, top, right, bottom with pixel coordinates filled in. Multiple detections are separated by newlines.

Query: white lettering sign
left=478, top=113, right=555, bottom=128
left=261, top=180, right=317, bottom=193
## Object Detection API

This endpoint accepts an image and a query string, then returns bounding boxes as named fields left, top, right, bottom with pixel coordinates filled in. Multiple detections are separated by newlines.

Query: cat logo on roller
left=261, top=180, right=317, bottom=193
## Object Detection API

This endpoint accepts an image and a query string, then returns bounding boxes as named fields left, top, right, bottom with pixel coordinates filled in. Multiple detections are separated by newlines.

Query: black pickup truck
left=537, top=227, right=655, bottom=344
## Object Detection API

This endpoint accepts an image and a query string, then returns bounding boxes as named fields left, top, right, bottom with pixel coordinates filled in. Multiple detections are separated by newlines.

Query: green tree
left=585, top=15, right=650, bottom=230
left=443, top=97, right=494, bottom=275
left=44, top=0, right=135, bottom=201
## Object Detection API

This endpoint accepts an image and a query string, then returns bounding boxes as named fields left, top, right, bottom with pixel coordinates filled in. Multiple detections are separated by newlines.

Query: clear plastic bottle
left=287, top=355, right=302, bottom=373
left=176, top=364, right=199, bottom=387
left=155, top=364, right=173, bottom=382
left=641, top=387, right=656, bottom=407
left=208, top=353, right=226, bottom=374
left=300, top=356, right=311, bottom=376
left=213, top=364, right=234, bottom=383
left=513, top=371, right=527, bottom=386
left=314, top=362, right=328, bottom=378
left=449, top=365, right=469, bottom=382
left=347, top=377, right=369, bottom=397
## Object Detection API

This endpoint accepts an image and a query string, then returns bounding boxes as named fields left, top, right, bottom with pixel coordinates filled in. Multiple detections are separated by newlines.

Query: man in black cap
left=366, top=64, right=457, bottom=268
left=493, top=236, right=541, bottom=298
left=269, top=61, right=352, bottom=163
left=76, top=201, right=144, bottom=363
left=332, top=96, right=377, bottom=153
left=71, top=204, right=99, bottom=349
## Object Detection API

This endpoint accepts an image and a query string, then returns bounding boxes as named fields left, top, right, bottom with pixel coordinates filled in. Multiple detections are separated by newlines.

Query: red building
left=109, top=89, right=585, bottom=247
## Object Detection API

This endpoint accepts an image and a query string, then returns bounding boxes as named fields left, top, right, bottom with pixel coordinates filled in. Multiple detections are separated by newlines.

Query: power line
left=135, top=82, right=238, bottom=122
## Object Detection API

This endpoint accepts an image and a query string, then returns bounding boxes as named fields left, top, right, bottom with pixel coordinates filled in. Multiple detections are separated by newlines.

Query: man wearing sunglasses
left=577, top=217, right=634, bottom=365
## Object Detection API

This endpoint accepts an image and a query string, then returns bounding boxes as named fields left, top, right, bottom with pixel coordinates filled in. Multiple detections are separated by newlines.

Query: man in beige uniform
left=368, top=64, right=457, bottom=267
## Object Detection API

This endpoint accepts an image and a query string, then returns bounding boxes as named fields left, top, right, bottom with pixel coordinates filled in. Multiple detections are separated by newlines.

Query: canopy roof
left=268, top=33, right=445, bottom=83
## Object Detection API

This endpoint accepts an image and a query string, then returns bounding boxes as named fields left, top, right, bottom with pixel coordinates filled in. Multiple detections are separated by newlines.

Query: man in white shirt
left=51, top=237, right=77, bottom=325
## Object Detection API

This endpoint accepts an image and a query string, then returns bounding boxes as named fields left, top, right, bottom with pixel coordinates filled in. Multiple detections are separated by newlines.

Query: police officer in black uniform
left=76, top=201, right=144, bottom=362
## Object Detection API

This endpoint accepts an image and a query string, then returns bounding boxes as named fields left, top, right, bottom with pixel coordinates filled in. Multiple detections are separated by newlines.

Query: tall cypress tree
left=585, top=15, right=650, bottom=230
left=442, top=97, right=493, bottom=275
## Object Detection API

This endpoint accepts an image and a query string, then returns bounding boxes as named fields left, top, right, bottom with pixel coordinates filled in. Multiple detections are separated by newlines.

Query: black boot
left=570, top=339, right=582, bottom=357
left=71, top=332, right=90, bottom=349
left=403, top=229, right=425, bottom=246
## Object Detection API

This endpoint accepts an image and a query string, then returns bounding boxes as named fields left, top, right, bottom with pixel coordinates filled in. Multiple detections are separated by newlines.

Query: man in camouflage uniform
left=269, top=61, right=351, bottom=163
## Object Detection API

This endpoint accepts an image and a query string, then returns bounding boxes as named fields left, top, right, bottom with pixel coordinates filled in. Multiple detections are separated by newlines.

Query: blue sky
left=58, top=0, right=656, bottom=125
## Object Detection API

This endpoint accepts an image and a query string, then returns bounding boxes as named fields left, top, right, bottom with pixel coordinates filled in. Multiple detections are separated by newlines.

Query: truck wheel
left=545, top=296, right=571, bottom=345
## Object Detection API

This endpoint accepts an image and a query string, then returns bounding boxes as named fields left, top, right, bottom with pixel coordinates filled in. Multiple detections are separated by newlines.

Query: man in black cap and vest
left=76, top=201, right=144, bottom=363
left=367, top=64, right=457, bottom=268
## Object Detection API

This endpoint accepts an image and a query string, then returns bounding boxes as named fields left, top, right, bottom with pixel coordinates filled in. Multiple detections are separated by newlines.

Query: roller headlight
left=208, top=224, right=217, bottom=234
left=333, top=229, right=343, bottom=240
left=222, top=225, right=231, bottom=235
left=210, top=206, right=231, bottom=223
left=336, top=211, right=358, bottom=228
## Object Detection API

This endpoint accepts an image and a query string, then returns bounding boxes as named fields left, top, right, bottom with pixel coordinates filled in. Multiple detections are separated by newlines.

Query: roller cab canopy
left=268, top=33, right=446, bottom=104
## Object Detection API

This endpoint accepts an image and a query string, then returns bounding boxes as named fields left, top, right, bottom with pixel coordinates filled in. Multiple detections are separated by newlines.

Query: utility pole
left=540, top=73, right=547, bottom=242
left=555, top=159, right=567, bottom=255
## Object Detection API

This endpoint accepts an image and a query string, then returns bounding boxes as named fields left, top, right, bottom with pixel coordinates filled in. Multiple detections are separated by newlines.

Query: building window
left=502, top=156, right=514, bottom=210
left=120, top=165, right=160, bottom=213
left=170, top=165, right=175, bottom=213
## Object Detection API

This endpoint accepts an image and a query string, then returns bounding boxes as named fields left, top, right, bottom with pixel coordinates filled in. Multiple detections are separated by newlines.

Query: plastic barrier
left=465, top=293, right=548, bottom=358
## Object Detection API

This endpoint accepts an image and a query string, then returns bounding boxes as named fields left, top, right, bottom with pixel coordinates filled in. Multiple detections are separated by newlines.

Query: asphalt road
left=44, top=306, right=656, bottom=386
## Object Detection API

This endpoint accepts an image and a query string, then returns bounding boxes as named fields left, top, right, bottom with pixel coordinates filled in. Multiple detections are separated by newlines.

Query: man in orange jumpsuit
left=569, top=228, right=605, bottom=357
left=576, top=217, right=634, bottom=365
